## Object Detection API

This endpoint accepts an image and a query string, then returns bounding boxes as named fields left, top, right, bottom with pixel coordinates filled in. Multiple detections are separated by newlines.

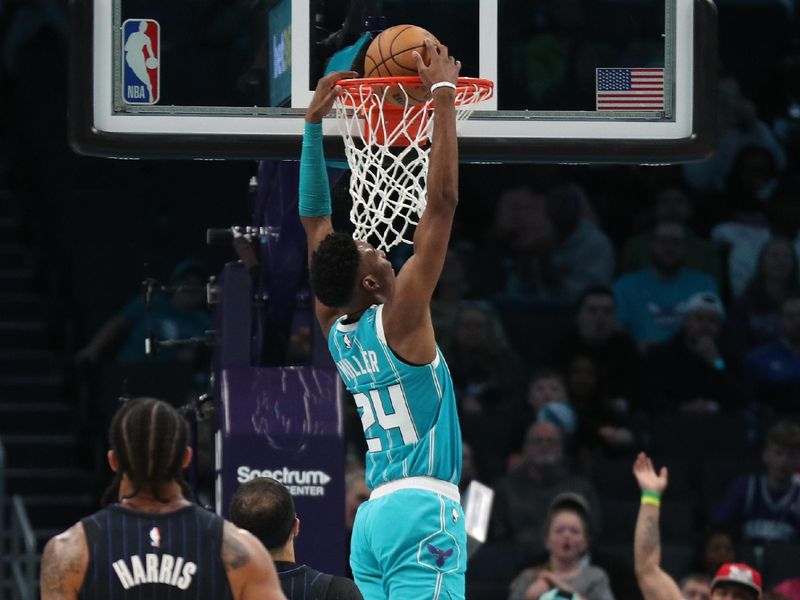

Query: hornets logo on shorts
left=122, top=19, right=160, bottom=105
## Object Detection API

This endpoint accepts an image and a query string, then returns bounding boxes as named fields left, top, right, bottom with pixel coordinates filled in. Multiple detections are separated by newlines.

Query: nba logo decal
left=122, top=19, right=160, bottom=104
left=149, top=526, right=161, bottom=548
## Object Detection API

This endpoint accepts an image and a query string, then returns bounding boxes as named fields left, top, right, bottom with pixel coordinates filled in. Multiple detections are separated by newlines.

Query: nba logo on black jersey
left=122, top=19, right=160, bottom=104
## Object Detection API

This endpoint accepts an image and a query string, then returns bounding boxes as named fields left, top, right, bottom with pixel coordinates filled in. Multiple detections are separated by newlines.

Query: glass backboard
left=69, top=0, right=717, bottom=162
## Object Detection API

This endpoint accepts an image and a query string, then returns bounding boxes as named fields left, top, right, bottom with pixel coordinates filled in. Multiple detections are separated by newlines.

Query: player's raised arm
left=383, top=40, right=461, bottom=361
left=299, top=70, right=357, bottom=333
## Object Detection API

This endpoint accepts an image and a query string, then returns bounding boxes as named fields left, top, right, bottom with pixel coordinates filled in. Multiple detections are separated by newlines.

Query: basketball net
left=334, top=77, right=493, bottom=251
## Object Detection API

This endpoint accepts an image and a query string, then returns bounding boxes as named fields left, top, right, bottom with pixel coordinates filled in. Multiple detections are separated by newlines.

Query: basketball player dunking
left=299, top=41, right=466, bottom=599
left=40, top=397, right=286, bottom=600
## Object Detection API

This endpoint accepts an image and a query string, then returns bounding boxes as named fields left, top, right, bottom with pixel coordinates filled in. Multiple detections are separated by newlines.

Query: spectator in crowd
left=496, top=183, right=614, bottom=302
left=549, top=286, right=642, bottom=411
left=683, top=77, right=785, bottom=195
left=230, top=477, right=363, bottom=600
left=525, top=369, right=577, bottom=437
left=492, top=421, right=601, bottom=563
left=643, top=292, right=746, bottom=413
left=621, top=184, right=723, bottom=286
left=507, top=492, right=615, bottom=600
left=713, top=421, right=800, bottom=543
left=711, top=156, right=800, bottom=299
left=690, top=527, right=738, bottom=579
left=489, top=186, right=553, bottom=297
left=431, top=247, right=469, bottom=341
left=613, top=221, right=718, bottom=348
left=747, top=293, right=800, bottom=413
left=540, top=182, right=615, bottom=302
left=632, top=452, right=761, bottom=600
left=76, top=259, right=212, bottom=367
left=774, top=579, right=800, bottom=600
left=565, top=353, right=638, bottom=460
left=729, top=236, right=800, bottom=361
left=445, top=301, right=525, bottom=481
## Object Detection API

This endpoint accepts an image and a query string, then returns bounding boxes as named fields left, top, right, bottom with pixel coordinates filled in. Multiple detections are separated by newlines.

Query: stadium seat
left=762, top=542, right=800, bottom=588
left=599, top=499, right=638, bottom=544
left=590, top=458, right=641, bottom=500
left=467, top=542, right=521, bottom=585
left=700, top=458, right=760, bottom=516
left=650, top=415, right=754, bottom=463
left=660, top=544, right=694, bottom=581
left=659, top=501, right=695, bottom=545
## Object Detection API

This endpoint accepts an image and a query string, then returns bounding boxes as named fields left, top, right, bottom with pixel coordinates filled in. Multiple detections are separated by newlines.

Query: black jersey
left=79, top=504, right=234, bottom=600
left=275, top=561, right=363, bottom=600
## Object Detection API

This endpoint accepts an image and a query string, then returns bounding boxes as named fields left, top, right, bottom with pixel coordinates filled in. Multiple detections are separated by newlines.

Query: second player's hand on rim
left=412, top=39, right=461, bottom=92
left=633, top=452, right=669, bottom=494
left=305, top=70, right=358, bottom=124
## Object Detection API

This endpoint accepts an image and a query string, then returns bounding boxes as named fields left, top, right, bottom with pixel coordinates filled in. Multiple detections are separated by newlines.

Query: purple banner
left=215, top=365, right=345, bottom=575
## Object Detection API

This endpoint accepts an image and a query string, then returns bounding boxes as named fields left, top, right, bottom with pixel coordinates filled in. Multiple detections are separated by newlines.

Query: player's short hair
left=766, top=420, right=800, bottom=450
left=229, top=477, right=296, bottom=550
left=310, top=232, right=361, bottom=308
left=102, top=397, right=191, bottom=505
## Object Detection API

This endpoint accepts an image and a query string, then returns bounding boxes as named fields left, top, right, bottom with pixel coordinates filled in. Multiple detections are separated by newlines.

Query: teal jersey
left=328, top=305, right=462, bottom=490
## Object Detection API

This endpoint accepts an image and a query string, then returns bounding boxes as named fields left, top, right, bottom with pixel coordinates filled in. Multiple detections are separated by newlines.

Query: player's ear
left=181, top=447, right=193, bottom=469
left=362, top=274, right=380, bottom=291
left=107, top=450, right=118, bottom=472
left=293, top=517, right=300, bottom=538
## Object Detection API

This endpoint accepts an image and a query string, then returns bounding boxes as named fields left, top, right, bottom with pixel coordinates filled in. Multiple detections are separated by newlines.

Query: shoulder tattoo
left=40, top=525, right=86, bottom=599
left=222, top=526, right=251, bottom=572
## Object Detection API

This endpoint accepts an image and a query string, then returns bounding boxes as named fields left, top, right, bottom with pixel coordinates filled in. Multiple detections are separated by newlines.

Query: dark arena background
left=1, top=0, right=800, bottom=598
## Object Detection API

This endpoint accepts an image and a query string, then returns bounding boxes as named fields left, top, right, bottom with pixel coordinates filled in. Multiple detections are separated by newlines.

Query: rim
left=336, top=76, right=493, bottom=91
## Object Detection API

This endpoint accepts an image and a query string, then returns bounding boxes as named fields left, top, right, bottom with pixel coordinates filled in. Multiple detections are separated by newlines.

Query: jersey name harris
left=112, top=553, right=197, bottom=590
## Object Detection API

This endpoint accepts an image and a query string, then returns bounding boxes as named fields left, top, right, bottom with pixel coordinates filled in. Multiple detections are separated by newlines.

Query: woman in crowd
left=508, top=494, right=615, bottom=600
left=728, top=235, right=800, bottom=360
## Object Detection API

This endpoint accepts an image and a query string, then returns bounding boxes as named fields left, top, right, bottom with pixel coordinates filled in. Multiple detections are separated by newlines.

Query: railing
left=8, top=495, right=36, bottom=600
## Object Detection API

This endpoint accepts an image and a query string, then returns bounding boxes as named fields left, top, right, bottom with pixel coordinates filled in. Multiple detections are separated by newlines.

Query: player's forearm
left=426, top=89, right=458, bottom=210
left=299, top=121, right=332, bottom=221
left=634, top=503, right=662, bottom=576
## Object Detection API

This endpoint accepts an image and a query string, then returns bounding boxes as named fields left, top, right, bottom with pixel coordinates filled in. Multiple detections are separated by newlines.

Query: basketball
left=146, top=57, right=158, bottom=69
left=364, top=25, right=441, bottom=105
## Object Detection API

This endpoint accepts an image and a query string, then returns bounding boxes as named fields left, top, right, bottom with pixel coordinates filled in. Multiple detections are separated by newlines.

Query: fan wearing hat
left=710, top=564, right=762, bottom=600
left=642, top=291, right=747, bottom=413
left=508, top=492, right=615, bottom=600
left=633, top=453, right=762, bottom=600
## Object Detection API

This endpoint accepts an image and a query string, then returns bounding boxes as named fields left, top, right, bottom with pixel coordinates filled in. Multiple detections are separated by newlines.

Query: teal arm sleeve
left=299, top=121, right=332, bottom=217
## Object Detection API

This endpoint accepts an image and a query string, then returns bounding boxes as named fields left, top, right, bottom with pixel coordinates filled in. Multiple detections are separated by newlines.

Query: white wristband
left=430, top=81, right=457, bottom=93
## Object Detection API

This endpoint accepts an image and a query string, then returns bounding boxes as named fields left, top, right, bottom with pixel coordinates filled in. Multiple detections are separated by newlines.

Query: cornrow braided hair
left=102, top=397, right=193, bottom=505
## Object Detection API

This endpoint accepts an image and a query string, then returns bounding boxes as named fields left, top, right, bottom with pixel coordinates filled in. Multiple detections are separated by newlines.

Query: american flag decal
left=596, top=68, right=664, bottom=111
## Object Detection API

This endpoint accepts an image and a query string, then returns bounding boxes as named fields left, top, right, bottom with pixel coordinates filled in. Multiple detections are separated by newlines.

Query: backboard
left=69, top=0, right=717, bottom=163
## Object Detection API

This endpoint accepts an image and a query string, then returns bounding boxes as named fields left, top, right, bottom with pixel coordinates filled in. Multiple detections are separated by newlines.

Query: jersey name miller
left=112, top=553, right=197, bottom=590
left=336, top=351, right=380, bottom=380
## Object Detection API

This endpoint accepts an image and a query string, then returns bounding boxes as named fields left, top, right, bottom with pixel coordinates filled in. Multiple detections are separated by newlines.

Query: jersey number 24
left=353, top=384, right=419, bottom=452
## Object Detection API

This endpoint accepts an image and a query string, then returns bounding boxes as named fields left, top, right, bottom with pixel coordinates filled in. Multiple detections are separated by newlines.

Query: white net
left=334, top=78, right=493, bottom=251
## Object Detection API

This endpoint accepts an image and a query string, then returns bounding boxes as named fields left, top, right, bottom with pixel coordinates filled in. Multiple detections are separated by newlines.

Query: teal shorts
left=350, top=488, right=466, bottom=600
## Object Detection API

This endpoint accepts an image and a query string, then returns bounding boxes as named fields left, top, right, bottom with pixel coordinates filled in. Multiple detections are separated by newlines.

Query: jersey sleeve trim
left=375, top=304, right=441, bottom=369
